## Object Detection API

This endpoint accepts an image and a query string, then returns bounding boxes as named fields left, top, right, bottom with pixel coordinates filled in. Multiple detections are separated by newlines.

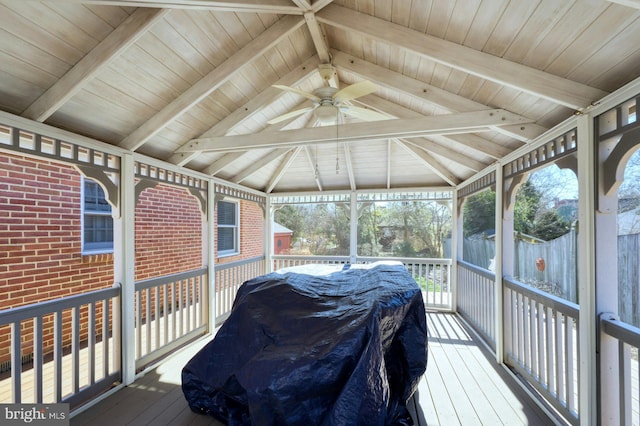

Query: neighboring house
left=273, top=222, right=293, bottom=254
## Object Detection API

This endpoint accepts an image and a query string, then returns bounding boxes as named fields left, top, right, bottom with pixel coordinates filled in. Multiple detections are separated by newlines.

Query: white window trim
left=81, top=176, right=114, bottom=255
left=217, top=199, right=240, bottom=257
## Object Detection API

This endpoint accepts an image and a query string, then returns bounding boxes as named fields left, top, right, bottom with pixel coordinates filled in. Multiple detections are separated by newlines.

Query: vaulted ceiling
left=1, top=0, right=640, bottom=193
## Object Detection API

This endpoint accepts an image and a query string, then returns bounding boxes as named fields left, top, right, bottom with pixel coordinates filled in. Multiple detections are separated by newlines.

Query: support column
left=576, top=114, right=598, bottom=426
left=349, top=193, right=358, bottom=264
left=494, top=165, right=505, bottom=363
left=450, top=191, right=458, bottom=313
left=113, top=153, right=136, bottom=385
left=265, top=197, right=274, bottom=273
left=206, top=179, right=216, bottom=332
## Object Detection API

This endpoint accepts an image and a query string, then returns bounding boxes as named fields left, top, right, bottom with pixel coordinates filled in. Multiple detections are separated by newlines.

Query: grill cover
left=182, top=261, right=428, bottom=425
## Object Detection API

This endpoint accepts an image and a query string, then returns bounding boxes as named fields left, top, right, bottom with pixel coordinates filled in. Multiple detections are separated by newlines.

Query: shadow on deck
left=70, top=311, right=555, bottom=426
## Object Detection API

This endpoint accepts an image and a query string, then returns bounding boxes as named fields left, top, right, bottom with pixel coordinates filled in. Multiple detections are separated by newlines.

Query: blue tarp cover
left=182, top=261, right=428, bottom=425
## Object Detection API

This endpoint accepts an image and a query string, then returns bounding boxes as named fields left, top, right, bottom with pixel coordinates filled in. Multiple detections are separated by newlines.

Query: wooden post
left=576, top=114, right=598, bottom=426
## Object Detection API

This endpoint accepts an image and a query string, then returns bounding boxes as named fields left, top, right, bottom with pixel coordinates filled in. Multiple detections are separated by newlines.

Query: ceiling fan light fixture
left=314, top=104, right=338, bottom=124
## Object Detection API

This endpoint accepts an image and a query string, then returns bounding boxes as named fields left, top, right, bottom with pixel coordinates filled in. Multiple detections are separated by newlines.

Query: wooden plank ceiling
left=1, top=0, right=639, bottom=193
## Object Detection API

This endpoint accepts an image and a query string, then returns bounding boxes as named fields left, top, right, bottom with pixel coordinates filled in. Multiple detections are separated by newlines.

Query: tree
left=514, top=180, right=541, bottom=235
left=463, top=190, right=495, bottom=237
left=533, top=210, right=571, bottom=240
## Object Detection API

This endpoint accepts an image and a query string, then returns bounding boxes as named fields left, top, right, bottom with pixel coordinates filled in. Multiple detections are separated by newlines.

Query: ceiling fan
left=267, top=67, right=391, bottom=125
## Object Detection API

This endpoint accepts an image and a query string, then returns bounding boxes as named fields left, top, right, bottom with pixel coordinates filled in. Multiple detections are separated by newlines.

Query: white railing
left=0, top=286, right=121, bottom=409
left=504, top=277, right=580, bottom=425
left=272, top=255, right=452, bottom=310
left=134, top=268, right=207, bottom=370
left=272, top=255, right=350, bottom=271
left=457, top=260, right=496, bottom=350
left=601, top=315, right=640, bottom=425
left=215, top=256, right=265, bottom=325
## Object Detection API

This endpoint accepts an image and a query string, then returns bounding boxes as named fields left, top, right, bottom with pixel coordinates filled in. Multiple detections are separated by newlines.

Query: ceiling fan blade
left=267, top=106, right=315, bottom=125
left=272, top=85, right=321, bottom=102
left=340, top=105, right=392, bottom=122
left=333, top=81, right=378, bottom=102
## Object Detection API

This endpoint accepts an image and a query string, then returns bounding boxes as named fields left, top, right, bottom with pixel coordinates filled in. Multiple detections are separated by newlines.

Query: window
left=217, top=200, right=239, bottom=256
left=82, top=178, right=113, bottom=253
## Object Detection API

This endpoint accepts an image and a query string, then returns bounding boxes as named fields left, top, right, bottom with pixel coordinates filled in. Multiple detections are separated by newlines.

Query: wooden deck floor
left=71, top=312, right=554, bottom=426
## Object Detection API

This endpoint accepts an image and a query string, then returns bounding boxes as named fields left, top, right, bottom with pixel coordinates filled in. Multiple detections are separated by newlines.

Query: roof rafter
left=332, top=50, right=546, bottom=142
left=177, top=109, right=533, bottom=153
left=22, top=8, right=170, bottom=122
left=342, top=143, right=355, bottom=191
left=607, top=0, right=640, bottom=9
left=231, top=148, right=291, bottom=184
left=318, top=5, right=607, bottom=110
left=120, top=14, right=305, bottom=151
left=171, top=55, right=321, bottom=166
left=395, top=140, right=460, bottom=186
left=265, top=146, right=304, bottom=193
left=354, top=94, right=513, bottom=160
left=201, top=100, right=314, bottom=175
left=48, top=0, right=304, bottom=14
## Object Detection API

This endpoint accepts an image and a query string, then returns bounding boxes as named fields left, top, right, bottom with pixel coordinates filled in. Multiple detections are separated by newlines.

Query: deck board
left=68, top=311, right=554, bottom=425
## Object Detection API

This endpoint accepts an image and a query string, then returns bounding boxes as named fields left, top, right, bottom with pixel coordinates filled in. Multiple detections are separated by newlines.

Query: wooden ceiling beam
left=402, top=138, right=485, bottom=172
left=606, top=0, right=640, bottom=9
left=22, top=8, right=169, bottom=122
left=395, top=140, right=460, bottom=186
left=304, top=12, right=332, bottom=69
left=178, top=109, right=533, bottom=153
left=319, top=5, right=607, bottom=110
left=231, top=148, right=291, bottom=184
left=171, top=55, right=320, bottom=166
left=355, top=95, right=513, bottom=159
left=342, top=143, right=355, bottom=191
left=49, top=0, right=304, bottom=14
left=265, top=146, right=304, bottom=193
left=203, top=103, right=314, bottom=176
left=120, top=14, right=305, bottom=151
left=332, top=50, right=546, bottom=142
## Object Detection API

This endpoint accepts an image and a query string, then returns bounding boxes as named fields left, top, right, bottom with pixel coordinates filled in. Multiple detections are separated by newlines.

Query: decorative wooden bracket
left=75, top=165, right=119, bottom=216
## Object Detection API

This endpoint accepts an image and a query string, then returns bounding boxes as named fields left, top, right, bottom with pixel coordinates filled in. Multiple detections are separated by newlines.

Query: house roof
left=273, top=222, right=293, bottom=234
left=1, top=1, right=639, bottom=194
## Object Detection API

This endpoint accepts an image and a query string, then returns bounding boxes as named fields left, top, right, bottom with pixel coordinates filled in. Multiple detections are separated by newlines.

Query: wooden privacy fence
left=619, top=234, right=640, bottom=326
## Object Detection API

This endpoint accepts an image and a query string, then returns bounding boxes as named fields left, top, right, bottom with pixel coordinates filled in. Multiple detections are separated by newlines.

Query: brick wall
left=135, top=183, right=203, bottom=280
left=0, top=153, right=114, bottom=367
left=0, top=154, right=206, bottom=368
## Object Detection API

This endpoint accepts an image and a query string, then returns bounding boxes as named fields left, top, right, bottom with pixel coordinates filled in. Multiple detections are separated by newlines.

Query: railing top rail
left=457, top=259, right=496, bottom=280
left=602, top=316, right=640, bottom=348
left=271, top=255, right=349, bottom=260
left=504, top=276, right=579, bottom=318
left=135, top=267, right=208, bottom=291
left=0, top=285, right=120, bottom=326
left=357, top=256, right=452, bottom=265
left=216, top=255, right=266, bottom=271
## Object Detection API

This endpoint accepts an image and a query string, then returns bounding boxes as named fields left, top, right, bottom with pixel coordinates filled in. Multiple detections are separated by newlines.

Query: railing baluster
left=11, top=321, right=21, bottom=403
left=88, top=302, right=96, bottom=385
left=72, top=306, right=80, bottom=393
left=54, top=311, right=62, bottom=402
left=145, top=288, right=151, bottom=355
left=102, top=299, right=109, bottom=379
left=34, top=316, right=43, bottom=402
left=154, top=286, right=160, bottom=352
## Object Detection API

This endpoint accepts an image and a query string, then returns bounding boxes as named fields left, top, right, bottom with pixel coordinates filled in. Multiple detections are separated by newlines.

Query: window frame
left=217, top=199, right=240, bottom=257
left=81, top=177, right=114, bottom=254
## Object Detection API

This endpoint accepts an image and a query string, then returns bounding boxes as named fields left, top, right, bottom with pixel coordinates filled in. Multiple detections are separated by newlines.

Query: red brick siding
left=134, top=183, right=203, bottom=280
left=0, top=153, right=114, bottom=366
left=0, top=154, right=206, bottom=367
